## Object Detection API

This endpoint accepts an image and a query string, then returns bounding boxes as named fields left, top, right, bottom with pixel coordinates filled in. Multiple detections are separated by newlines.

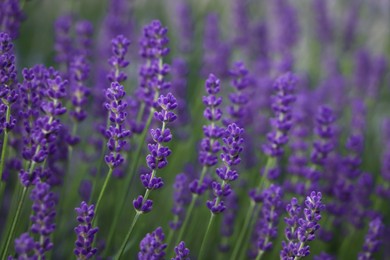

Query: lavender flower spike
left=172, top=241, right=190, bottom=260
left=104, top=82, right=131, bottom=169
left=263, top=72, right=297, bottom=158
left=207, top=123, right=244, bottom=214
left=281, top=191, right=325, bottom=259
left=138, top=227, right=167, bottom=260
left=358, top=218, right=383, bottom=260
left=253, top=185, right=283, bottom=257
left=108, top=35, right=130, bottom=84
left=74, top=201, right=99, bottom=260
left=14, top=233, right=36, bottom=259
left=30, top=182, right=57, bottom=257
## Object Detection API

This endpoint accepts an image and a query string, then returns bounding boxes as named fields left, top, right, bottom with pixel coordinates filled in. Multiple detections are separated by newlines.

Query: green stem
left=0, top=105, right=11, bottom=204
left=0, top=131, right=9, bottom=205
left=1, top=186, right=28, bottom=259
left=106, top=110, right=154, bottom=253
left=230, top=201, right=255, bottom=260
left=116, top=211, right=141, bottom=260
left=92, top=167, right=113, bottom=226
left=116, top=181, right=155, bottom=259
left=198, top=213, right=216, bottom=260
left=172, top=166, right=208, bottom=250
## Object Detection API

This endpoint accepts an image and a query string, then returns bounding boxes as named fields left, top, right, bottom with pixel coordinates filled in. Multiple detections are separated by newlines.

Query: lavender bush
left=0, top=0, right=389, bottom=259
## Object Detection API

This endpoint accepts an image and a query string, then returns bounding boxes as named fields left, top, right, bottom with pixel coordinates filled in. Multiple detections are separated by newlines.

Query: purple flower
left=74, top=201, right=99, bottom=260
left=174, top=2, right=193, bottom=52
left=0, top=32, right=18, bottom=134
left=54, top=15, right=73, bottom=67
left=104, top=82, right=131, bottom=168
left=108, top=34, right=130, bottom=83
left=30, top=182, right=57, bottom=257
left=138, top=20, right=170, bottom=108
left=311, top=106, right=336, bottom=166
left=0, top=0, right=25, bottom=39
left=207, top=123, right=244, bottom=214
left=69, top=55, right=90, bottom=123
left=197, top=74, right=223, bottom=172
left=202, top=13, right=230, bottom=78
left=263, top=72, right=297, bottom=158
left=253, top=185, right=283, bottom=256
left=170, top=173, right=192, bottom=230
left=358, top=218, right=383, bottom=260
left=138, top=227, right=167, bottom=260
left=14, top=233, right=37, bottom=259
left=312, top=0, right=333, bottom=44
left=172, top=241, right=190, bottom=260
left=272, top=0, right=300, bottom=53
left=281, top=191, right=325, bottom=259
left=75, top=20, right=94, bottom=57
left=231, top=0, right=250, bottom=47
left=314, top=252, right=335, bottom=260
left=224, top=62, right=252, bottom=126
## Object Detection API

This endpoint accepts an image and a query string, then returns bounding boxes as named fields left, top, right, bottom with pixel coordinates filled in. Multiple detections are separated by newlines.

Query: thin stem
left=106, top=110, right=154, bottom=252
left=230, top=157, right=275, bottom=260
left=116, top=180, right=154, bottom=259
left=0, top=105, right=11, bottom=204
left=116, top=211, right=141, bottom=260
left=1, top=186, right=28, bottom=259
left=198, top=213, right=215, bottom=260
left=92, top=167, right=113, bottom=226
left=230, top=201, right=255, bottom=260
left=0, top=131, right=9, bottom=204
left=172, top=166, right=208, bottom=250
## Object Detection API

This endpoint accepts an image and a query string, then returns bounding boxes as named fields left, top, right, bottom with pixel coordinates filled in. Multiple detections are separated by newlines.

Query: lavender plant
left=0, top=1, right=389, bottom=259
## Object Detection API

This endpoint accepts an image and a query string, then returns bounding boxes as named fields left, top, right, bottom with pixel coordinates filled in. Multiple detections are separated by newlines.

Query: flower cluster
left=281, top=191, right=325, bottom=259
left=134, top=93, right=177, bottom=213
left=30, top=182, right=57, bottom=257
left=225, top=61, right=252, bottom=126
left=138, top=227, right=167, bottom=260
left=172, top=241, right=190, bottom=260
left=74, top=201, right=99, bottom=259
left=263, top=72, right=297, bottom=158
left=169, top=173, right=192, bottom=230
left=358, top=218, right=383, bottom=260
left=108, top=34, right=130, bottom=83
left=207, top=123, right=244, bottom=214
left=104, top=82, right=131, bottom=168
left=138, top=20, right=170, bottom=107
left=0, top=0, right=24, bottom=39
left=69, top=55, right=90, bottom=123
left=0, top=32, right=18, bottom=134
left=253, top=185, right=283, bottom=256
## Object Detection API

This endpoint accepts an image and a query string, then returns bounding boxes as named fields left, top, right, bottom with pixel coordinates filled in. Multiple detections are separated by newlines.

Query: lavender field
left=0, top=0, right=390, bottom=259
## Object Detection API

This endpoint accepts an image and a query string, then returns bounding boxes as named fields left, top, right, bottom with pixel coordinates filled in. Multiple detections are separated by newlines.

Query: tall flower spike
left=138, top=227, right=167, bottom=260
left=0, top=0, right=25, bottom=39
left=253, top=185, right=283, bottom=257
left=224, top=61, right=252, bottom=126
left=69, top=55, right=90, bottom=123
left=311, top=106, right=336, bottom=166
left=172, top=241, right=190, bottom=260
left=169, top=173, right=192, bottom=230
left=207, top=123, right=244, bottom=214
left=358, top=218, right=383, bottom=260
left=108, top=34, right=130, bottom=83
left=0, top=32, right=18, bottom=134
left=138, top=20, right=170, bottom=107
left=135, top=92, right=177, bottom=213
left=74, top=201, right=99, bottom=260
left=263, top=72, right=297, bottom=158
left=104, top=82, right=131, bottom=168
left=281, top=191, right=325, bottom=259
left=30, top=182, right=57, bottom=257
